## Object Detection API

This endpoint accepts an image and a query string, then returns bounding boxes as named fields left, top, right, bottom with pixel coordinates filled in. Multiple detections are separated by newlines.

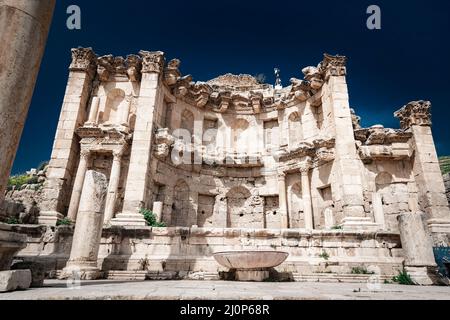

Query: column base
left=37, top=211, right=64, bottom=226
left=427, top=219, right=450, bottom=233
left=235, top=269, right=270, bottom=282
left=405, top=266, right=439, bottom=286
left=110, top=212, right=147, bottom=226
left=59, top=262, right=103, bottom=280
left=341, top=217, right=382, bottom=232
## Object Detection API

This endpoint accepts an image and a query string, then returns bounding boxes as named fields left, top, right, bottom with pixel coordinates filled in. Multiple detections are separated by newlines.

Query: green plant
left=392, top=269, right=415, bottom=285
left=319, top=251, right=329, bottom=260
left=351, top=266, right=375, bottom=275
left=56, top=217, right=72, bottom=226
left=6, top=217, right=19, bottom=225
left=439, top=156, right=450, bottom=174
left=331, top=225, right=343, bottom=230
left=8, top=174, right=31, bottom=189
left=140, top=208, right=166, bottom=227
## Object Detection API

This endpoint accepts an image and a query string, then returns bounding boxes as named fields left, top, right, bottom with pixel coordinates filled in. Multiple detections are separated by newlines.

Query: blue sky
left=11, top=0, right=450, bottom=173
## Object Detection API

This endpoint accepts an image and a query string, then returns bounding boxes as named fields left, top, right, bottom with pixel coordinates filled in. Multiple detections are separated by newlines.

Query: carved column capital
left=80, top=149, right=91, bottom=160
left=139, top=50, right=165, bottom=74
left=69, top=47, right=97, bottom=77
left=277, top=172, right=286, bottom=180
left=319, top=53, right=347, bottom=79
left=299, top=158, right=312, bottom=174
left=394, top=100, right=432, bottom=129
left=112, top=148, right=125, bottom=160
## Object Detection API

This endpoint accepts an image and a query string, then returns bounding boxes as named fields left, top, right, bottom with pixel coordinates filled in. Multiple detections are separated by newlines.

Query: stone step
left=293, top=273, right=391, bottom=283
left=106, top=271, right=147, bottom=281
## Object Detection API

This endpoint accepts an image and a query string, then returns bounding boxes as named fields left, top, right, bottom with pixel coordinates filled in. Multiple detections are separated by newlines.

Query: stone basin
left=213, top=251, right=289, bottom=281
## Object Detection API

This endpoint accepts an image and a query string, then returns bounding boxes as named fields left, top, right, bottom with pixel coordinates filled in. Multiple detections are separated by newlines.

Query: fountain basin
left=213, top=251, right=289, bottom=281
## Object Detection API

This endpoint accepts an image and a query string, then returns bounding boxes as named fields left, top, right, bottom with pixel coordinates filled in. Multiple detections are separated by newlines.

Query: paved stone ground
left=0, top=280, right=449, bottom=300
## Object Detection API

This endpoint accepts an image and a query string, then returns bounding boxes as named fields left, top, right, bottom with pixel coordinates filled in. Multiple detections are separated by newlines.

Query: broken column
left=60, top=170, right=107, bottom=280
left=0, top=0, right=56, bottom=219
left=397, top=212, right=438, bottom=285
left=395, top=101, right=450, bottom=244
left=0, top=223, right=31, bottom=292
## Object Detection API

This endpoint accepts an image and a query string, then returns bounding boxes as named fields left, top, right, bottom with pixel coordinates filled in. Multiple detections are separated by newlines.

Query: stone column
left=86, top=96, right=100, bottom=125
left=67, top=150, right=91, bottom=222
left=395, top=101, right=450, bottom=242
left=39, top=48, right=97, bottom=225
left=112, top=51, right=164, bottom=226
left=60, top=170, right=107, bottom=280
left=397, top=212, right=438, bottom=285
left=0, top=0, right=55, bottom=219
left=120, top=98, right=131, bottom=126
left=103, top=150, right=123, bottom=224
left=152, top=201, right=163, bottom=223
left=277, top=173, right=289, bottom=228
left=300, top=164, right=314, bottom=230
left=320, top=54, right=371, bottom=230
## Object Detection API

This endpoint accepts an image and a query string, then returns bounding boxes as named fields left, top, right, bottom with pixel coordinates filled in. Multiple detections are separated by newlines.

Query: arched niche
left=226, top=186, right=251, bottom=228
left=288, top=182, right=304, bottom=228
left=100, top=88, right=126, bottom=125
left=288, top=111, right=303, bottom=148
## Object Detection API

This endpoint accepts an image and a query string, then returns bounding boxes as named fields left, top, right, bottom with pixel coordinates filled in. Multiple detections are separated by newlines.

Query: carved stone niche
left=394, top=100, right=432, bottom=129
left=164, top=59, right=181, bottom=86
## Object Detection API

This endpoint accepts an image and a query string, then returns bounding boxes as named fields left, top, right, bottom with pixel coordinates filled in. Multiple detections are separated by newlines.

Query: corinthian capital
left=139, top=50, right=165, bottom=74
left=299, top=157, right=312, bottom=173
left=69, top=47, right=97, bottom=75
left=394, top=100, right=432, bottom=129
left=319, top=53, right=347, bottom=79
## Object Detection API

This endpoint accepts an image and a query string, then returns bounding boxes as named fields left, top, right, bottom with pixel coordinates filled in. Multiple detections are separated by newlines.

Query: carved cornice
left=139, top=50, right=165, bottom=74
left=164, top=59, right=181, bottom=86
left=126, top=54, right=142, bottom=82
left=354, top=126, right=413, bottom=145
left=394, top=100, right=432, bottom=129
left=97, top=55, right=114, bottom=81
left=69, top=47, right=97, bottom=76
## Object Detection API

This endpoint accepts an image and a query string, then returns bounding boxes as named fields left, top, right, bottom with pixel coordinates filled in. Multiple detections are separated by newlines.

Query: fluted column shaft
left=277, top=173, right=289, bottom=228
left=301, top=167, right=314, bottom=230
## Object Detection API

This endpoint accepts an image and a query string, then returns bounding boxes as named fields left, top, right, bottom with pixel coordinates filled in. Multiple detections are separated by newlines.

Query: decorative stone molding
left=299, top=158, right=313, bottom=173
left=174, top=75, right=193, bottom=98
left=154, top=128, right=175, bottom=160
left=139, top=50, right=165, bottom=74
left=250, top=92, right=263, bottom=114
left=215, top=91, right=231, bottom=113
left=126, top=55, right=142, bottom=82
left=164, top=59, right=181, bottom=85
left=69, top=47, right=97, bottom=76
left=394, top=100, right=432, bottom=129
left=191, top=82, right=211, bottom=108
left=97, top=55, right=114, bottom=82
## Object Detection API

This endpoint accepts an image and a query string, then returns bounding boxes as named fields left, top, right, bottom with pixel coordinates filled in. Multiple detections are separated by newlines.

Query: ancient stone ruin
left=3, top=48, right=450, bottom=285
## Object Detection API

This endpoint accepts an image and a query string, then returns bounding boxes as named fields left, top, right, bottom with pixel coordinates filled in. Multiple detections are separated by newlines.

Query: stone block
left=0, top=270, right=31, bottom=292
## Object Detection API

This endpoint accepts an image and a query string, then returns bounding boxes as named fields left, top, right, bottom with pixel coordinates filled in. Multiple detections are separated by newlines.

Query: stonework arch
left=100, top=88, right=126, bottom=125
left=226, top=186, right=251, bottom=228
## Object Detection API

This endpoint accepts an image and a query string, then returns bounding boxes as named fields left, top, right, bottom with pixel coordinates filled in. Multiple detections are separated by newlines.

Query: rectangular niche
left=203, top=118, right=218, bottom=147
left=264, top=196, right=280, bottom=229
left=197, top=194, right=215, bottom=227
left=263, top=120, right=279, bottom=151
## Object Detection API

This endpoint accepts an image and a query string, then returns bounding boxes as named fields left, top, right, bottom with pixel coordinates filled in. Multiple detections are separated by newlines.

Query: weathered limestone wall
left=0, top=0, right=55, bottom=218
left=14, top=225, right=403, bottom=279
